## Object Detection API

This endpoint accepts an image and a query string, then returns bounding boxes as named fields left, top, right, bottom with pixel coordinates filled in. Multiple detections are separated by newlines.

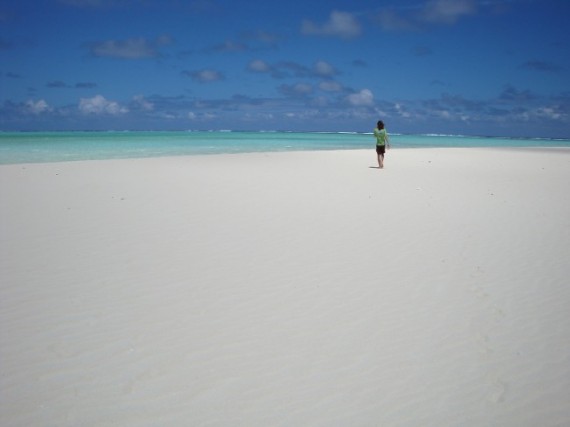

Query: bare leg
left=378, top=154, right=384, bottom=168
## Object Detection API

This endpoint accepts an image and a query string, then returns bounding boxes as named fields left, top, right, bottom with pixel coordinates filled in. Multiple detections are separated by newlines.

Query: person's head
left=377, top=120, right=384, bottom=130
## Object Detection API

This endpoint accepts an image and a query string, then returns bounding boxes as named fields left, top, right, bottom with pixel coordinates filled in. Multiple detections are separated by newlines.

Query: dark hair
left=377, top=120, right=384, bottom=130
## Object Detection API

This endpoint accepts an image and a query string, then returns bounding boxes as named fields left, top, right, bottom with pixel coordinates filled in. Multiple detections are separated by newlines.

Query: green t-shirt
left=374, top=128, right=387, bottom=146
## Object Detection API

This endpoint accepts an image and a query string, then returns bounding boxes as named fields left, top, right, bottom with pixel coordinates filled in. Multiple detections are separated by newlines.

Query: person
left=373, top=120, right=390, bottom=168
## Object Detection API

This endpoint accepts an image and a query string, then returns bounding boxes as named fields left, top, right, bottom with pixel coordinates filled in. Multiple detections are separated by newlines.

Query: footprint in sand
left=476, top=333, right=493, bottom=357
left=468, top=266, right=490, bottom=299
left=492, top=307, right=505, bottom=323
left=469, top=284, right=489, bottom=300
left=487, top=377, right=508, bottom=403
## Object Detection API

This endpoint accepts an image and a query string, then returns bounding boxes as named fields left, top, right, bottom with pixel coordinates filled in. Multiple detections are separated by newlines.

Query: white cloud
left=88, top=36, right=172, bottom=59
left=375, top=9, right=417, bottom=31
left=293, top=83, right=312, bottom=94
left=79, top=94, right=128, bottom=115
left=279, top=83, right=313, bottom=97
left=210, top=40, right=247, bottom=53
left=313, top=60, right=337, bottom=77
left=535, top=107, right=563, bottom=121
left=25, top=99, right=51, bottom=114
left=248, top=59, right=271, bottom=73
left=59, top=0, right=105, bottom=7
left=347, top=89, right=374, bottom=107
left=132, top=95, right=154, bottom=111
left=60, top=0, right=146, bottom=7
left=395, top=103, right=412, bottom=118
left=311, top=96, right=329, bottom=107
left=301, top=11, right=361, bottom=39
left=376, top=0, right=476, bottom=31
left=186, top=69, right=224, bottom=83
left=187, top=111, right=217, bottom=121
left=319, top=81, right=342, bottom=92
left=155, top=34, right=173, bottom=46
left=419, top=0, right=476, bottom=24
left=91, top=38, right=155, bottom=59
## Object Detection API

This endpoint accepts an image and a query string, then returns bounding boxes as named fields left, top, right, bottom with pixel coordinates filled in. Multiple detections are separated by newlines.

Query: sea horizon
left=2, top=128, right=569, bottom=139
left=1, top=130, right=569, bottom=165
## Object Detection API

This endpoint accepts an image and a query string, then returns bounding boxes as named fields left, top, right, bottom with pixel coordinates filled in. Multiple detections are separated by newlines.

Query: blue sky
left=1, top=0, right=569, bottom=137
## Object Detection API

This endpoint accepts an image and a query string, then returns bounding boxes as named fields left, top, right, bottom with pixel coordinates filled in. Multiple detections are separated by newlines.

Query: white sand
left=1, top=148, right=569, bottom=426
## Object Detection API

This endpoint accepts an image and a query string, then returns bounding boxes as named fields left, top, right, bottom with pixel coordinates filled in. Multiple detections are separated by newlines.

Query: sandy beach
left=1, top=148, right=569, bottom=426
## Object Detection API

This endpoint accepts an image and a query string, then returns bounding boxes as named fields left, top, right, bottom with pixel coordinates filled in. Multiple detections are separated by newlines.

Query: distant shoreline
left=1, top=129, right=569, bottom=141
left=1, top=132, right=570, bottom=165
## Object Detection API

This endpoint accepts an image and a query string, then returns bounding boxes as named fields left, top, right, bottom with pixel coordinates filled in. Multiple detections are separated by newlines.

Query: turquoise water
left=1, top=131, right=569, bottom=165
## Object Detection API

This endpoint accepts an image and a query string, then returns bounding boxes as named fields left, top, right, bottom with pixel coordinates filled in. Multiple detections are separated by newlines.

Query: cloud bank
left=86, top=35, right=172, bottom=59
left=301, top=11, right=362, bottom=39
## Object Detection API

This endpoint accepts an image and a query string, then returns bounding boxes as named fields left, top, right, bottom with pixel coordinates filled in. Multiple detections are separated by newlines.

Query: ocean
left=1, top=131, right=569, bottom=165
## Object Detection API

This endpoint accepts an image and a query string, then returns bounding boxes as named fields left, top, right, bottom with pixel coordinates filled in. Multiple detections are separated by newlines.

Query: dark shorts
left=376, top=145, right=386, bottom=155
